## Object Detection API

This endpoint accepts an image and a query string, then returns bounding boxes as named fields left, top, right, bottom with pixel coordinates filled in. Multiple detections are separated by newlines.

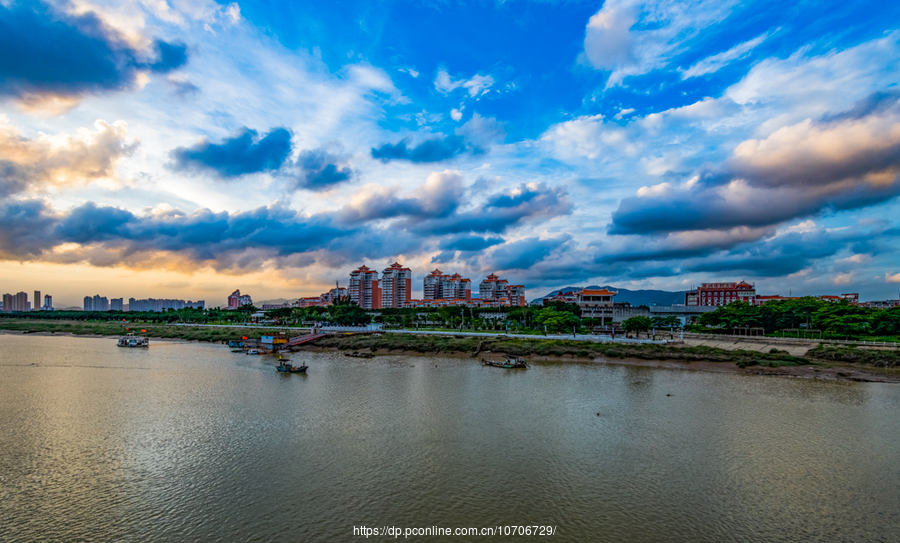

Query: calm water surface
left=1, top=334, right=899, bottom=542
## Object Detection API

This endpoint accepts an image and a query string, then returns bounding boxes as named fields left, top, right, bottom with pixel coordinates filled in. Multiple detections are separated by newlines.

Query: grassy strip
left=9, top=319, right=894, bottom=370
left=807, top=344, right=900, bottom=368
left=0, top=319, right=274, bottom=343
left=312, top=334, right=807, bottom=367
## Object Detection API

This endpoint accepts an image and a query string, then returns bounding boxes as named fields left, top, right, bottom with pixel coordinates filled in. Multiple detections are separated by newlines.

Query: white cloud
left=435, top=68, right=494, bottom=97
left=583, top=0, right=739, bottom=86
left=726, top=33, right=900, bottom=112
left=455, top=113, right=505, bottom=146
left=886, top=272, right=900, bottom=283
left=450, top=108, right=463, bottom=121
left=681, top=33, right=768, bottom=79
left=540, top=114, right=639, bottom=160
left=614, top=108, right=635, bottom=120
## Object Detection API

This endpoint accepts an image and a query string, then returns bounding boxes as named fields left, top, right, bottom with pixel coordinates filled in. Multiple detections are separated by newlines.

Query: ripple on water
left=1, top=335, right=899, bottom=542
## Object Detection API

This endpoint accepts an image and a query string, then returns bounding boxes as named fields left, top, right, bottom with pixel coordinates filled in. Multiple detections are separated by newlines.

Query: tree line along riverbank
left=2, top=319, right=899, bottom=371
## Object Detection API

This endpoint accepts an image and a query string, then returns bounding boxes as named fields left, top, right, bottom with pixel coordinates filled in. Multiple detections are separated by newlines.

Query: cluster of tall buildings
left=424, top=269, right=471, bottom=300
left=2, top=290, right=52, bottom=312
left=128, top=298, right=205, bottom=311
left=78, top=294, right=203, bottom=312
left=343, top=264, right=525, bottom=309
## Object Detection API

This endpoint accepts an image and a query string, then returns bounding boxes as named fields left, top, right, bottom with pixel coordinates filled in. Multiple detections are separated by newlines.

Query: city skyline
left=2, top=1, right=900, bottom=307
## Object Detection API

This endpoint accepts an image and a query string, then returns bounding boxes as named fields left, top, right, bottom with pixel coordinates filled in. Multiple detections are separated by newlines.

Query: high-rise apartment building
left=424, top=269, right=471, bottom=300
left=43, top=294, right=52, bottom=310
left=83, top=295, right=109, bottom=311
left=479, top=273, right=510, bottom=302
left=2, top=292, right=28, bottom=311
left=34, top=291, right=40, bottom=311
left=478, top=274, right=525, bottom=306
left=227, top=290, right=252, bottom=309
left=128, top=298, right=205, bottom=311
left=349, top=265, right=381, bottom=309
left=381, top=262, right=412, bottom=308
left=110, top=298, right=124, bottom=311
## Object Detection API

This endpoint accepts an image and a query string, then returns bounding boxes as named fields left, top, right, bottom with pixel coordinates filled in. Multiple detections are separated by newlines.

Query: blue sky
left=1, top=0, right=900, bottom=306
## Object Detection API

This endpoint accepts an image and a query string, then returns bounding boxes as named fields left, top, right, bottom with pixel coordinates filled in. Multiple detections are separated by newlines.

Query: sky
left=1, top=0, right=900, bottom=308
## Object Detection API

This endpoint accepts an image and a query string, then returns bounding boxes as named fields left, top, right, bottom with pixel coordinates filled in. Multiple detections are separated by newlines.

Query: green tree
left=872, top=306, right=900, bottom=336
left=533, top=308, right=580, bottom=333
left=651, top=315, right=682, bottom=329
left=327, top=303, right=371, bottom=326
left=622, top=316, right=652, bottom=333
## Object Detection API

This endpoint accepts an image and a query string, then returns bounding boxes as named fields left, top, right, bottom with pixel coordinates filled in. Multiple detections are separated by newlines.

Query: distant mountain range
left=533, top=285, right=688, bottom=307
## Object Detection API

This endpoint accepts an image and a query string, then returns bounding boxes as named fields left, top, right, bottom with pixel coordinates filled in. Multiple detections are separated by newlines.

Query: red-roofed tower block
left=382, top=262, right=413, bottom=308
left=349, top=265, right=381, bottom=309
left=479, top=273, right=525, bottom=306
left=424, top=269, right=472, bottom=301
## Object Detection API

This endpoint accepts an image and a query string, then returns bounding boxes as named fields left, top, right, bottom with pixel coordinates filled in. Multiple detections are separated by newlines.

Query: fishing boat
left=117, top=335, right=149, bottom=348
left=276, top=358, right=308, bottom=373
left=344, top=351, right=374, bottom=359
left=482, top=357, right=528, bottom=369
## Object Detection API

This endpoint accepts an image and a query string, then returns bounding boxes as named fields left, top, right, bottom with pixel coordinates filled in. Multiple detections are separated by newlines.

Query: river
left=1, top=334, right=899, bottom=541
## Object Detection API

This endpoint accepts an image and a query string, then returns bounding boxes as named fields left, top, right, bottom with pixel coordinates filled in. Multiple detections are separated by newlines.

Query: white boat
left=117, top=335, right=149, bottom=347
left=246, top=349, right=260, bottom=355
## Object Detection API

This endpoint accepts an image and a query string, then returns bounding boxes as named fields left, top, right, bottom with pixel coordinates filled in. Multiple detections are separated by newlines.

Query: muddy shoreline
left=3, top=328, right=899, bottom=383
left=298, top=344, right=900, bottom=383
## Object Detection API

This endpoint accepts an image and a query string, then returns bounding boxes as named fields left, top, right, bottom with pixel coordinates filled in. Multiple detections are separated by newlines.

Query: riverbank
left=301, top=333, right=900, bottom=383
left=3, top=320, right=899, bottom=382
left=0, top=319, right=271, bottom=343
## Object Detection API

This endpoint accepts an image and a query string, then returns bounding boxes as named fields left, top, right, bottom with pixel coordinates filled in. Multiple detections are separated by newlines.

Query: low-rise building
left=542, top=289, right=581, bottom=305
left=577, top=289, right=619, bottom=324
left=685, top=281, right=756, bottom=307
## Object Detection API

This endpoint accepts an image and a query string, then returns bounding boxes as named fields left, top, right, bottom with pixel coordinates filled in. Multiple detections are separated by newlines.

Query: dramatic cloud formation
left=290, top=149, right=354, bottom=191
left=170, top=127, right=292, bottom=177
left=0, top=171, right=571, bottom=274
left=488, top=235, right=572, bottom=271
left=371, top=135, right=468, bottom=163
left=0, top=117, right=136, bottom=197
left=3, top=0, right=900, bottom=303
left=0, top=3, right=187, bottom=108
left=372, top=113, right=504, bottom=163
left=610, top=92, right=900, bottom=235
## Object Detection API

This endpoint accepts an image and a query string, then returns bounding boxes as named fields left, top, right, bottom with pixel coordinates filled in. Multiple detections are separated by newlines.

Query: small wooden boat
left=117, top=335, right=149, bottom=348
left=276, top=360, right=308, bottom=373
left=482, top=357, right=528, bottom=369
left=344, top=351, right=374, bottom=359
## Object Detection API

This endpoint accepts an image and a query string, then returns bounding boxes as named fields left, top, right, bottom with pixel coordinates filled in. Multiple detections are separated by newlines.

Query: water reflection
left=1, top=334, right=899, bottom=542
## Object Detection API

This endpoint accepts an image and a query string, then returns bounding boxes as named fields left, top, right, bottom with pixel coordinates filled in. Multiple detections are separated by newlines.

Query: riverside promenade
left=385, top=329, right=671, bottom=345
